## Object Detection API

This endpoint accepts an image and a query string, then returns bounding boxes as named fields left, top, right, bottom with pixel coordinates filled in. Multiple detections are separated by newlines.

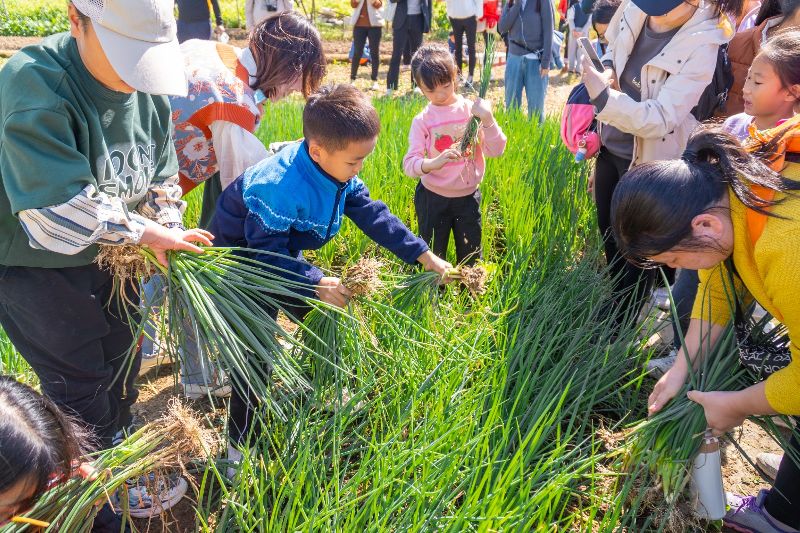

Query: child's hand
left=417, top=251, right=455, bottom=284
left=423, top=148, right=462, bottom=173
left=316, top=277, right=353, bottom=308
left=139, top=221, right=214, bottom=267
left=471, top=98, right=495, bottom=126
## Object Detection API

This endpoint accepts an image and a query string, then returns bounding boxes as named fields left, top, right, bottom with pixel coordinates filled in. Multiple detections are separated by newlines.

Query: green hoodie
left=0, top=33, right=178, bottom=268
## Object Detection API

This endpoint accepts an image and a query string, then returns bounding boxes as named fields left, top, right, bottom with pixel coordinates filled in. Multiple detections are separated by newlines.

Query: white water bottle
left=690, top=431, right=726, bottom=520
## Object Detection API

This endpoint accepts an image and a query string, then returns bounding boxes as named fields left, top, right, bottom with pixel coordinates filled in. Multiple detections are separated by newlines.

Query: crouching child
left=207, top=83, right=452, bottom=465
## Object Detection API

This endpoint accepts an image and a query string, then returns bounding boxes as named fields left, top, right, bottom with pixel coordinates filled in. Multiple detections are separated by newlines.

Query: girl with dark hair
left=142, top=12, right=326, bottom=400
left=0, top=376, right=88, bottom=526
left=724, top=0, right=800, bottom=116
left=0, top=376, right=127, bottom=531
left=725, top=29, right=800, bottom=139
left=611, top=123, right=800, bottom=532
left=580, top=0, right=736, bottom=331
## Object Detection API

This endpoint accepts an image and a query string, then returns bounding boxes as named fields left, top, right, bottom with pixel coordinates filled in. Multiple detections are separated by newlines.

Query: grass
left=175, top=99, right=662, bottom=530
left=0, top=96, right=755, bottom=530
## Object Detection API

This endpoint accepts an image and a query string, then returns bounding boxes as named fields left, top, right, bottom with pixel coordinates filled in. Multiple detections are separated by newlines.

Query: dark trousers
left=387, top=15, right=424, bottom=90
left=0, top=264, right=140, bottom=449
left=351, top=26, right=382, bottom=81
left=594, top=147, right=654, bottom=328
left=177, top=19, right=212, bottom=42
left=450, top=16, right=477, bottom=78
left=414, top=182, right=482, bottom=265
left=765, top=419, right=800, bottom=528
left=228, top=299, right=311, bottom=445
left=670, top=268, right=699, bottom=349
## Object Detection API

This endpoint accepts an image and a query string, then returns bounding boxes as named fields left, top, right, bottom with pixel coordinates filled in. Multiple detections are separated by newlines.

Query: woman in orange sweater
left=611, top=124, right=800, bottom=532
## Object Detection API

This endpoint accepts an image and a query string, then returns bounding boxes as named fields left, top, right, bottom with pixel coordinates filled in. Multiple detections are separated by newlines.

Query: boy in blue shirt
left=208, top=84, right=452, bottom=456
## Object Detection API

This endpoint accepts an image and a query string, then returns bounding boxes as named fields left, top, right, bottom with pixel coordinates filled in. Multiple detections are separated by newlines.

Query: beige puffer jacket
left=598, top=1, right=733, bottom=167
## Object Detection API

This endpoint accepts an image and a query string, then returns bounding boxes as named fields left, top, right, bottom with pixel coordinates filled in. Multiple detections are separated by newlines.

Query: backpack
left=691, top=43, right=734, bottom=122
left=560, top=83, right=601, bottom=162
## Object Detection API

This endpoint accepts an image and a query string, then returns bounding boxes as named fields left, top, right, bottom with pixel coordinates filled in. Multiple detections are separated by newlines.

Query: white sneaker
left=385, top=88, right=394, bottom=97
left=646, top=349, right=677, bottom=378
left=115, top=472, right=187, bottom=519
left=184, top=382, right=232, bottom=400
left=370, top=81, right=380, bottom=91
left=412, top=86, right=423, bottom=95
left=756, top=452, right=783, bottom=482
left=651, top=287, right=670, bottom=311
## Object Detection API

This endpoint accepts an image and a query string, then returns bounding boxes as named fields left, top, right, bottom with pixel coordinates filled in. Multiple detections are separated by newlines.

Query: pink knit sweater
left=403, top=95, right=507, bottom=198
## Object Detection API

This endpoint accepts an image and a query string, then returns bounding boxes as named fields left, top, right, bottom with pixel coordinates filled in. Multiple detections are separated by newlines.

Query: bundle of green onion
left=99, top=245, right=321, bottom=417
left=7, top=401, right=212, bottom=532
left=617, top=276, right=800, bottom=522
left=459, top=33, right=496, bottom=155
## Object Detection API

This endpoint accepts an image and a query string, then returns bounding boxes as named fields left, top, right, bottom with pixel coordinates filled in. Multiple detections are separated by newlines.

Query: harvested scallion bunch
left=7, top=401, right=213, bottom=532
left=98, top=245, right=322, bottom=418
left=459, top=33, right=496, bottom=155
left=617, top=273, right=800, bottom=525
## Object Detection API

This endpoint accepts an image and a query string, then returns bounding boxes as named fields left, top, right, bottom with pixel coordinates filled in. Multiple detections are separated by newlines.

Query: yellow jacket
left=692, top=175, right=800, bottom=415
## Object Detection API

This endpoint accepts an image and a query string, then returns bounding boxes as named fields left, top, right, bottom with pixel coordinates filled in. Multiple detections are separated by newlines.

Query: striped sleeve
left=18, top=184, right=148, bottom=255
left=136, top=172, right=185, bottom=226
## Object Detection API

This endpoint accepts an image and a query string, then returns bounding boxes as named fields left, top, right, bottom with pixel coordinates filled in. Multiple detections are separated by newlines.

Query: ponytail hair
left=0, top=377, right=90, bottom=509
left=611, top=125, right=800, bottom=266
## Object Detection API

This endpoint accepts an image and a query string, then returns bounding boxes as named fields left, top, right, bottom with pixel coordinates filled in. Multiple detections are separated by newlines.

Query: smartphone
left=578, top=37, right=605, bottom=72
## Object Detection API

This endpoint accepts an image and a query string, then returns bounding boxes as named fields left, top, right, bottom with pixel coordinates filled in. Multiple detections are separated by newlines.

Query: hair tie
left=681, top=149, right=698, bottom=164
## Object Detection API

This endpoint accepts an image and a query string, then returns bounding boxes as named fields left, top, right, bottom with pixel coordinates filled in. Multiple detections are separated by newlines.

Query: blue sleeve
left=208, top=178, right=248, bottom=248
left=343, top=179, right=429, bottom=265
left=210, top=178, right=323, bottom=296
left=243, top=214, right=324, bottom=297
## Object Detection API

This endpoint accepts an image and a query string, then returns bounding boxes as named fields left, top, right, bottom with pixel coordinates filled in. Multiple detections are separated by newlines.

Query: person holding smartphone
left=497, top=0, right=553, bottom=121
left=579, top=0, right=737, bottom=332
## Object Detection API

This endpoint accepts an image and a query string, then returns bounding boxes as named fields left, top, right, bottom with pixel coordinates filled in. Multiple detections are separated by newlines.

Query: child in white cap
left=0, top=0, right=206, bottom=521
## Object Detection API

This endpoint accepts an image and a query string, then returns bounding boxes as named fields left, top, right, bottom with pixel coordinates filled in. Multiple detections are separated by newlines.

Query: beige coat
left=598, top=2, right=732, bottom=167
left=350, top=0, right=385, bottom=27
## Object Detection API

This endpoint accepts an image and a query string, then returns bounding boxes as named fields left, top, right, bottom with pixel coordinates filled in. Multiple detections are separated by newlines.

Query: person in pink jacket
left=403, top=44, right=507, bottom=266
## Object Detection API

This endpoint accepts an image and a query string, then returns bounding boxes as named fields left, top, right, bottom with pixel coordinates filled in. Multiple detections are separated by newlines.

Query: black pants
left=594, top=147, right=654, bottom=328
left=414, top=182, right=482, bottom=265
left=0, top=264, right=140, bottom=449
left=670, top=269, right=699, bottom=349
left=351, top=26, right=382, bottom=81
left=765, top=420, right=800, bottom=528
left=387, top=15, right=424, bottom=90
left=228, top=298, right=311, bottom=445
left=450, top=16, right=477, bottom=78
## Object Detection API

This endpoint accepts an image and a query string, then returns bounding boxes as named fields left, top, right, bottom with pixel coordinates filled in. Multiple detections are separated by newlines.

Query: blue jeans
left=140, top=275, right=218, bottom=386
left=504, top=53, right=549, bottom=122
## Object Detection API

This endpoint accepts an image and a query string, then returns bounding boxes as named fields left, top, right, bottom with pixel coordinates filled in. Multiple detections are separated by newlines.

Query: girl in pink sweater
left=403, top=44, right=507, bottom=265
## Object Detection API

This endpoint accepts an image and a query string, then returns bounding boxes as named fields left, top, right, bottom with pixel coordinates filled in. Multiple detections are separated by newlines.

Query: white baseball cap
left=72, top=0, right=187, bottom=96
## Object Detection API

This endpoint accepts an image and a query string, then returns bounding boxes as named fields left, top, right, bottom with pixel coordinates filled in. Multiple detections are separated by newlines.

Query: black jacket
left=391, top=0, right=432, bottom=32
